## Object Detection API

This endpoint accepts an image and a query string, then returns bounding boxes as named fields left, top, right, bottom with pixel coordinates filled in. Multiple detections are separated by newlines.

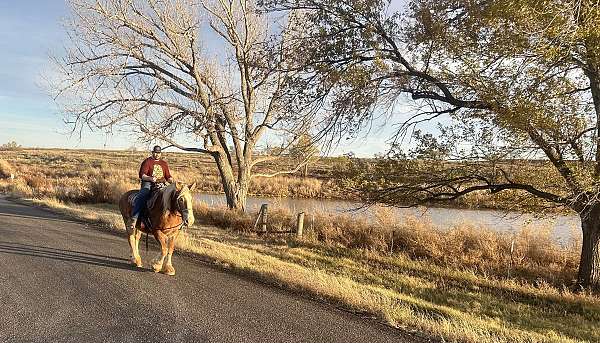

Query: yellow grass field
left=1, top=147, right=566, bottom=210
left=1, top=148, right=344, bottom=201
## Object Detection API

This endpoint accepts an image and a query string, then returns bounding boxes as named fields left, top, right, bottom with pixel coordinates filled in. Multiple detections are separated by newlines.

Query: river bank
left=196, top=192, right=581, bottom=245
left=0, top=171, right=582, bottom=285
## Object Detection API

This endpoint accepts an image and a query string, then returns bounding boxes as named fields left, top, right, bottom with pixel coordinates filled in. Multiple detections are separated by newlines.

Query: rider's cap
left=152, top=145, right=162, bottom=153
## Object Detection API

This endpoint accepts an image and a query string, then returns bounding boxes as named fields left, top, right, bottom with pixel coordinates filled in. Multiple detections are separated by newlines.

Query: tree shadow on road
left=0, top=241, right=146, bottom=272
left=0, top=198, right=69, bottom=221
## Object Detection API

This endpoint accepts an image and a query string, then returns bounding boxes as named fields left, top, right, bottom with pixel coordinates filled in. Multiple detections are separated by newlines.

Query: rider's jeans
left=131, top=181, right=152, bottom=220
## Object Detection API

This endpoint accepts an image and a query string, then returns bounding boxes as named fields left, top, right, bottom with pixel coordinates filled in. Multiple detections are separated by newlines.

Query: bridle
left=172, top=188, right=191, bottom=230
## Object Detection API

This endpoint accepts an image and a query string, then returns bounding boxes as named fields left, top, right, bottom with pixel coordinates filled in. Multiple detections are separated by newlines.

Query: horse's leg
left=162, top=231, right=179, bottom=276
left=128, top=233, right=143, bottom=267
left=124, top=216, right=143, bottom=267
left=133, top=229, right=143, bottom=267
left=151, top=230, right=168, bottom=273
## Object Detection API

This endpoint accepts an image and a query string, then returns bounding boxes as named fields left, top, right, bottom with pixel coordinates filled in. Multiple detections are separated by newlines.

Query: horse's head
left=174, top=182, right=196, bottom=227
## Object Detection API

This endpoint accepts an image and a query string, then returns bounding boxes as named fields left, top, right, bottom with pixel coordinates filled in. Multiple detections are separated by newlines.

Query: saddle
left=130, top=182, right=169, bottom=230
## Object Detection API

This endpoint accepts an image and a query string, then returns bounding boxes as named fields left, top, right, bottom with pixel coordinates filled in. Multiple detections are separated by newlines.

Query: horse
left=118, top=181, right=196, bottom=276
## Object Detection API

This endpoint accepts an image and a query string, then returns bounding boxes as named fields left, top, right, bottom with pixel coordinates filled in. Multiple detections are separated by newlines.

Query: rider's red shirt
left=139, top=157, right=172, bottom=180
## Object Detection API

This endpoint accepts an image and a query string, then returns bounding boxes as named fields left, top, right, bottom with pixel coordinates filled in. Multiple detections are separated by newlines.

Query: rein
left=141, top=187, right=188, bottom=251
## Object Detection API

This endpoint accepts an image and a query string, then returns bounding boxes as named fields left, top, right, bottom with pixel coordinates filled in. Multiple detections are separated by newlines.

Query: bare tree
left=53, top=0, right=316, bottom=211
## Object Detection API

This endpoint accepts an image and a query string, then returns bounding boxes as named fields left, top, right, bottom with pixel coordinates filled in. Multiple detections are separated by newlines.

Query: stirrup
left=127, top=217, right=137, bottom=230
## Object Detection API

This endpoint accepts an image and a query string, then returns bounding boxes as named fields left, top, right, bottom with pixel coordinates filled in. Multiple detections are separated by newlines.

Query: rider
left=128, top=145, right=174, bottom=230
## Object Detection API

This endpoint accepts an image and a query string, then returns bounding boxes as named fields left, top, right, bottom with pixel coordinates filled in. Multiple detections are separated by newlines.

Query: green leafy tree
left=265, top=0, right=600, bottom=290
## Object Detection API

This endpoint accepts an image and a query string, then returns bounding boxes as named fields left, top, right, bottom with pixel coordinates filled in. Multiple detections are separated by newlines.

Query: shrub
left=25, top=175, right=51, bottom=189
left=0, top=141, right=22, bottom=151
left=90, top=160, right=109, bottom=170
left=86, top=174, right=135, bottom=204
left=0, top=179, right=32, bottom=197
left=193, top=202, right=253, bottom=232
left=250, top=176, right=324, bottom=198
left=0, top=159, right=14, bottom=178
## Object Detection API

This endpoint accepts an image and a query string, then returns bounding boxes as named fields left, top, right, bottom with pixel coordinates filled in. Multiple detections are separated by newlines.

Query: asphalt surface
left=0, top=197, right=415, bottom=343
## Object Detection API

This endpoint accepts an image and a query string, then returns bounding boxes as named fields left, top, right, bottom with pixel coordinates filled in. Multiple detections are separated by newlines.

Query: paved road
left=0, top=197, right=417, bottom=343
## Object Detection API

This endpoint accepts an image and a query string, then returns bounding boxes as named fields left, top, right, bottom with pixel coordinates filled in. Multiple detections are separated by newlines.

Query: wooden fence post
left=253, top=204, right=269, bottom=233
left=296, top=212, right=305, bottom=238
left=260, top=204, right=268, bottom=233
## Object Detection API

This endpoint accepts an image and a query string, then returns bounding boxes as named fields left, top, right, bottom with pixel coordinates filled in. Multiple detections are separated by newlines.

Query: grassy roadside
left=7, top=195, right=599, bottom=343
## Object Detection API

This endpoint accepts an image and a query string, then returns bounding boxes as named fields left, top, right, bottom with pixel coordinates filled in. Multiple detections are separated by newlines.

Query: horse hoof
left=162, top=265, right=175, bottom=276
left=152, top=263, right=163, bottom=273
left=131, top=258, right=143, bottom=268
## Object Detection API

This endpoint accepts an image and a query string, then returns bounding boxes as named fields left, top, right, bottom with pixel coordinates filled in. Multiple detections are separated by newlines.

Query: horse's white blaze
left=178, top=187, right=195, bottom=227
left=186, top=201, right=195, bottom=227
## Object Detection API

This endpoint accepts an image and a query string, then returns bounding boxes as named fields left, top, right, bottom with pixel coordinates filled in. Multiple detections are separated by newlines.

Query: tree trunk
left=213, top=152, right=248, bottom=211
left=576, top=210, right=600, bottom=291
left=234, top=173, right=249, bottom=212
left=587, top=68, right=600, bottom=176
left=222, top=177, right=248, bottom=212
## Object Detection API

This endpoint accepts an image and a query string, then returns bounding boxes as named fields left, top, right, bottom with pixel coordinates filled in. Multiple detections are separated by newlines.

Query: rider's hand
left=151, top=177, right=157, bottom=183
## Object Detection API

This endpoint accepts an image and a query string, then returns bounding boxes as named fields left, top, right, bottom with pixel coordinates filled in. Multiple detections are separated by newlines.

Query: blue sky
left=0, top=0, right=405, bottom=156
left=0, top=0, right=136, bottom=149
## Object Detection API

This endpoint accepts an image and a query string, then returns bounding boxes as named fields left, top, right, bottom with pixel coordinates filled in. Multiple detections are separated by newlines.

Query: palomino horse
left=119, top=182, right=196, bottom=276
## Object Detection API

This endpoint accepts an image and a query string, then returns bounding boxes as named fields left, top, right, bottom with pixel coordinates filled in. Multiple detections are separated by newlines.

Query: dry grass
left=2, top=148, right=341, bottom=201
left=193, top=202, right=580, bottom=286
left=0, top=159, right=14, bottom=178
left=0, top=178, right=33, bottom=197
left=178, top=235, right=598, bottom=343
left=0, top=147, right=583, bottom=285
left=3, top=148, right=576, bottom=210
left=7, top=196, right=599, bottom=343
